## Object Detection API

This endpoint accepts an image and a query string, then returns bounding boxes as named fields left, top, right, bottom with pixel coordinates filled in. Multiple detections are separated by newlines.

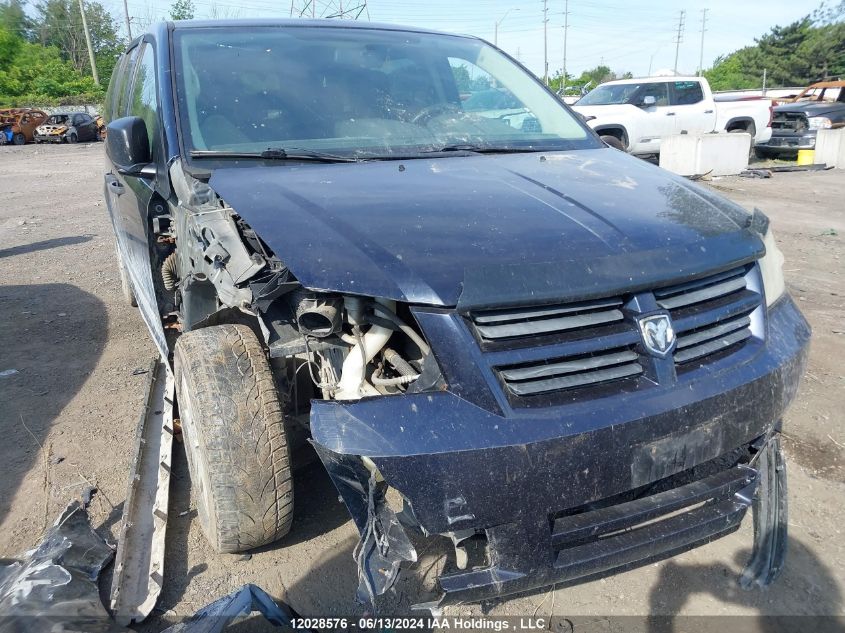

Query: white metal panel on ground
left=110, top=358, right=174, bottom=626
left=659, top=133, right=751, bottom=177
left=815, top=128, right=845, bottom=168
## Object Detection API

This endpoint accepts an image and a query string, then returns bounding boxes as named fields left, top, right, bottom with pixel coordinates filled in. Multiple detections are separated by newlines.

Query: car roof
left=600, top=76, right=701, bottom=86
left=167, top=17, right=467, bottom=39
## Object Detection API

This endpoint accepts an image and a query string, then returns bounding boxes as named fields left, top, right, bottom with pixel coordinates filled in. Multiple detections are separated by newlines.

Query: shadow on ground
left=0, top=235, right=93, bottom=259
left=0, top=283, right=107, bottom=531
left=645, top=536, right=843, bottom=632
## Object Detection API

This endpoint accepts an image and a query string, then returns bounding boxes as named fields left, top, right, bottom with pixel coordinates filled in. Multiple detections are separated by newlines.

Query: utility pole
left=122, top=0, right=132, bottom=42
left=697, top=8, right=708, bottom=76
left=562, top=0, right=569, bottom=94
left=494, top=8, right=518, bottom=47
left=542, top=0, right=549, bottom=85
left=672, top=9, right=685, bottom=75
left=78, top=0, right=99, bottom=85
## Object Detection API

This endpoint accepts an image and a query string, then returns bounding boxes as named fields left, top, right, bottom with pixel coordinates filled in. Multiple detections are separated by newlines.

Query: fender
left=724, top=116, right=756, bottom=134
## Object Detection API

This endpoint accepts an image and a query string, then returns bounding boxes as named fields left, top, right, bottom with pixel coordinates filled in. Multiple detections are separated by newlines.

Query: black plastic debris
left=0, top=501, right=126, bottom=633
left=160, top=584, right=305, bottom=633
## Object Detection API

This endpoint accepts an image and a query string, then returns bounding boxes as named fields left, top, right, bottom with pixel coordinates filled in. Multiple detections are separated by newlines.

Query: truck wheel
left=12, top=132, right=25, bottom=145
left=600, top=134, right=625, bottom=151
left=174, top=324, right=293, bottom=553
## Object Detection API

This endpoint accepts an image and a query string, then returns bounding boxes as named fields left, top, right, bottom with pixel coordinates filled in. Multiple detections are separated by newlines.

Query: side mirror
left=106, top=116, right=153, bottom=177
left=640, top=95, right=657, bottom=107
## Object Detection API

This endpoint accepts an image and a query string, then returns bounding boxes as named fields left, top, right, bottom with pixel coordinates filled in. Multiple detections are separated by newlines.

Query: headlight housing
left=807, top=116, right=832, bottom=130
left=759, top=228, right=785, bottom=307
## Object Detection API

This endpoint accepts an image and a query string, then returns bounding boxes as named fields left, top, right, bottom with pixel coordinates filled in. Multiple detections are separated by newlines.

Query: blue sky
left=107, top=0, right=819, bottom=82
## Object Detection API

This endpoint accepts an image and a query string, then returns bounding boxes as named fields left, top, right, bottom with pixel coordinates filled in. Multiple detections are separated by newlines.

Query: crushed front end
left=311, top=260, right=809, bottom=607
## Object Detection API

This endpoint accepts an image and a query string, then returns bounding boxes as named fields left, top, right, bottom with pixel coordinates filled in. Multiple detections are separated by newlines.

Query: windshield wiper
left=190, top=148, right=360, bottom=163
left=423, top=144, right=546, bottom=155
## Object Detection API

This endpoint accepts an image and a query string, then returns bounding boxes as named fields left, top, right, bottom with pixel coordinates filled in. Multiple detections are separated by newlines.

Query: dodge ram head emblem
left=638, top=314, right=676, bottom=357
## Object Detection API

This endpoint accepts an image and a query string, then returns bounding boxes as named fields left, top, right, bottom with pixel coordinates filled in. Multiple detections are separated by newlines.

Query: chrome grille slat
left=676, top=315, right=751, bottom=350
left=656, top=276, right=746, bottom=310
left=476, top=309, right=624, bottom=340
left=506, top=362, right=643, bottom=396
left=474, top=297, right=623, bottom=324
left=654, top=266, right=745, bottom=299
left=674, top=328, right=752, bottom=364
left=500, top=350, right=639, bottom=381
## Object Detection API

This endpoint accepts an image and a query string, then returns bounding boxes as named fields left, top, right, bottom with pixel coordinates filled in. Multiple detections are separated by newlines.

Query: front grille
left=499, top=347, right=642, bottom=396
left=771, top=112, right=807, bottom=133
left=471, top=297, right=624, bottom=342
left=657, top=265, right=761, bottom=366
left=479, top=264, right=762, bottom=400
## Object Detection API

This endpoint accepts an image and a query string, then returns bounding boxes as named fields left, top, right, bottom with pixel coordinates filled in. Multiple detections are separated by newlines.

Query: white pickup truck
left=572, top=76, right=773, bottom=155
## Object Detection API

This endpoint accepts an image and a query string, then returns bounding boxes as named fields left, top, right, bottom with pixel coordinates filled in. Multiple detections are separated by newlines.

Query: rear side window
left=128, top=44, right=159, bottom=149
left=638, top=82, right=670, bottom=106
left=672, top=81, right=704, bottom=105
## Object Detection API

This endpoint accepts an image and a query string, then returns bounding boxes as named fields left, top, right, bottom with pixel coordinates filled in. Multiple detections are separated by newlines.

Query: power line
left=542, top=0, right=548, bottom=85
left=562, top=0, right=569, bottom=89
left=697, top=8, right=708, bottom=76
left=672, top=9, right=685, bottom=75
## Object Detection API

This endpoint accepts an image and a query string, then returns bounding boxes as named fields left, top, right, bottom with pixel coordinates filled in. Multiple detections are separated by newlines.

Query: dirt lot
left=1, top=143, right=843, bottom=629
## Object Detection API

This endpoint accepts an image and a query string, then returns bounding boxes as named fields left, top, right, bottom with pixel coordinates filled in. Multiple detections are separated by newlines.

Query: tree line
left=704, top=3, right=845, bottom=90
left=0, top=0, right=196, bottom=107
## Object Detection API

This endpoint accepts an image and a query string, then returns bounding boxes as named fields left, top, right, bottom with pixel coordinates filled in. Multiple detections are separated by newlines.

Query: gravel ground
left=0, top=143, right=843, bottom=630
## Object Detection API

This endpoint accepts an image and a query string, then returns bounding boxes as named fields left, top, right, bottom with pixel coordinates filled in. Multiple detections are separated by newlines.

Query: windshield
left=173, top=26, right=596, bottom=159
left=47, top=115, right=69, bottom=124
left=577, top=83, right=644, bottom=106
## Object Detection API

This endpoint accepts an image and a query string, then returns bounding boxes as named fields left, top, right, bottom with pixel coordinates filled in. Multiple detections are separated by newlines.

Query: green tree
left=169, top=0, right=195, bottom=20
left=34, top=0, right=121, bottom=84
left=0, top=0, right=32, bottom=39
left=703, top=11, right=845, bottom=90
left=0, top=24, right=101, bottom=105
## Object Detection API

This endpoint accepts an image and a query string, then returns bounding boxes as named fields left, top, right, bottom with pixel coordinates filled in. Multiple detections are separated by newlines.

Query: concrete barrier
left=815, top=128, right=845, bottom=168
left=659, top=132, right=751, bottom=177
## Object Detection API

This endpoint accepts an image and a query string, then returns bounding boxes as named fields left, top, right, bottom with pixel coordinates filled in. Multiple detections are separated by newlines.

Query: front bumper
left=311, top=295, right=810, bottom=606
left=34, top=133, right=65, bottom=143
left=756, top=131, right=817, bottom=153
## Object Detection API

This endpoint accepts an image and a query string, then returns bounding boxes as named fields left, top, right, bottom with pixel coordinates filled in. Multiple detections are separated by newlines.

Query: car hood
left=775, top=101, right=845, bottom=117
left=209, top=148, right=764, bottom=308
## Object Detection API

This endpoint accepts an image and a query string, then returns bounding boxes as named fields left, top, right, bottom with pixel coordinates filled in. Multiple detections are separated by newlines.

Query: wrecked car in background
left=0, top=108, right=48, bottom=145
left=755, top=80, right=845, bottom=159
left=103, top=20, right=810, bottom=607
left=34, top=111, right=101, bottom=144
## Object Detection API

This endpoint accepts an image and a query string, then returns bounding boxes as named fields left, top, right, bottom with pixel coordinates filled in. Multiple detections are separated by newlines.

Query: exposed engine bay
left=163, top=160, right=444, bottom=418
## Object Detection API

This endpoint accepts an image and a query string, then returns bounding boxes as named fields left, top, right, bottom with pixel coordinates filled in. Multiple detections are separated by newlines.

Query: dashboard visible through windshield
left=172, top=26, right=596, bottom=160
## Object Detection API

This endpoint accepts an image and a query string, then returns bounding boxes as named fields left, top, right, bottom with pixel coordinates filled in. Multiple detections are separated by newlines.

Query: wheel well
left=726, top=118, right=755, bottom=136
left=594, top=126, right=628, bottom=148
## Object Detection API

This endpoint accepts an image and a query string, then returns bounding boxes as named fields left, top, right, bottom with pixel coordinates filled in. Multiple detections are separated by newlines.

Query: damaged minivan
left=104, top=19, right=810, bottom=607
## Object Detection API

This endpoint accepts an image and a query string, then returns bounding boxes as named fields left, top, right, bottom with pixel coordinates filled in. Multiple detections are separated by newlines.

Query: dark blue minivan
left=103, top=19, right=810, bottom=608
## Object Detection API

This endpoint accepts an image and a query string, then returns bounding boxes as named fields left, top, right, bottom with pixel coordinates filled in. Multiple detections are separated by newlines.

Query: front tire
left=174, top=324, right=293, bottom=553
left=12, top=132, right=25, bottom=145
left=67, top=132, right=78, bottom=144
left=600, top=134, right=626, bottom=151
